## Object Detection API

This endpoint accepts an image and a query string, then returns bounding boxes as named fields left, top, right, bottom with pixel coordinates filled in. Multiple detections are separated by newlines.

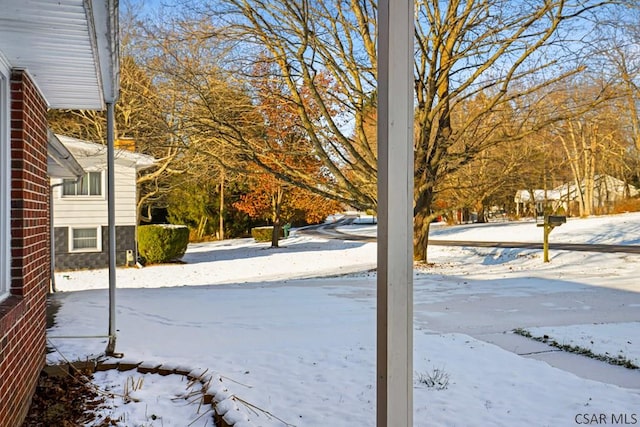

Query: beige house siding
left=52, top=163, right=138, bottom=227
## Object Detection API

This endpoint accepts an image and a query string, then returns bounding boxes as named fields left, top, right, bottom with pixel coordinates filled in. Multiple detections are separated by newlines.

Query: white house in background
left=51, top=134, right=155, bottom=270
left=554, top=175, right=639, bottom=208
left=514, top=188, right=564, bottom=217
left=515, top=174, right=638, bottom=217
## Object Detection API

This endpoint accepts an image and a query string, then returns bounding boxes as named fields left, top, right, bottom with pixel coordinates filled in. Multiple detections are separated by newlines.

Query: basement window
left=70, top=227, right=102, bottom=252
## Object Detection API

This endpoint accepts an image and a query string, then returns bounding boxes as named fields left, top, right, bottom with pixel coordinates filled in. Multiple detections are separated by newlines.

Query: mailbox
left=547, top=215, right=566, bottom=226
left=539, top=215, right=566, bottom=263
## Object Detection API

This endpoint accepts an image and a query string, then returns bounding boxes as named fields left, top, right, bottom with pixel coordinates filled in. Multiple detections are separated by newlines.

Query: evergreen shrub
left=251, top=226, right=273, bottom=242
left=138, top=224, right=189, bottom=264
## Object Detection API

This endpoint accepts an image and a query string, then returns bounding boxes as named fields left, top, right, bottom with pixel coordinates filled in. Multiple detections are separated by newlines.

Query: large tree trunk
left=271, top=187, right=284, bottom=248
left=271, top=221, right=281, bottom=248
left=413, top=189, right=434, bottom=263
left=219, top=171, right=225, bottom=240
left=476, top=204, right=487, bottom=223
left=413, top=215, right=432, bottom=263
left=413, top=89, right=451, bottom=263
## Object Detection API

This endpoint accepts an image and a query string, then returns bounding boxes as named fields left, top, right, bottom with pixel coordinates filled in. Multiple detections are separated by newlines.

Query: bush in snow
left=138, top=224, right=189, bottom=264
left=251, top=226, right=283, bottom=242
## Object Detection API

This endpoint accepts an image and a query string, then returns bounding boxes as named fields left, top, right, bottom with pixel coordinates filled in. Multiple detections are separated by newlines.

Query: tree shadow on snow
left=182, top=237, right=369, bottom=264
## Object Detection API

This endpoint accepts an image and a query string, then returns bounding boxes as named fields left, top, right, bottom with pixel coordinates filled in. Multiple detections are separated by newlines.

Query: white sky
left=47, top=212, right=640, bottom=426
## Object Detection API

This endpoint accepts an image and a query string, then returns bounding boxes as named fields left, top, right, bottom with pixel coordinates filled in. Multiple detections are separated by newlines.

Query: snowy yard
left=47, top=213, right=640, bottom=426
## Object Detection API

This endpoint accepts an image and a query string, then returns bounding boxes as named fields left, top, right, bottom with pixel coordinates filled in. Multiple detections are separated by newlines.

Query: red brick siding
left=0, top=70, right=50, bottom=427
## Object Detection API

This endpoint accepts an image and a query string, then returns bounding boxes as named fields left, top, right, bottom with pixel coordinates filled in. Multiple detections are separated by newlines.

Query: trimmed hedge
left=251, top=226, right=274, bottom=242
left=138, top=224, right=189, bottom=264
left=251, top=226, right=286, bottom=242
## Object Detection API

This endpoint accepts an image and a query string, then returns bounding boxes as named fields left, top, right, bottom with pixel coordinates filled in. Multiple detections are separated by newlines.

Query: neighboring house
left=515, top=174, right=639, bottom=217
left=51, top=135, right=155, bottom=270
left=0, top=2, right=118, bottom=426
left=514, top=188, right=564, bottom=217
left=554, top=174, right=639, bottom=211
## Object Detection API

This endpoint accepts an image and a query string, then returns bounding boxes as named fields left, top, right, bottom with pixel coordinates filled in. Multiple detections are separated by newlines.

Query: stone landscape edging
left=44, top=360, right=256, bottom=427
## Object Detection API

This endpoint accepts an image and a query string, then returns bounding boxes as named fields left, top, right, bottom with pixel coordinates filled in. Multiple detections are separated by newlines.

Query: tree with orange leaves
left=233, top=172, right=341, bottom=247
left=233, top=62, right=343, bottom=247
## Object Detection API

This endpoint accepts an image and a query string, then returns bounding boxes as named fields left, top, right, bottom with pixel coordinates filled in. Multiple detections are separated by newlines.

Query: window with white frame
left=62, top=171, right=102, bottom=197
left=0, top=56, right=10, bottom=301
left=69, top=227, right=102, bottom=252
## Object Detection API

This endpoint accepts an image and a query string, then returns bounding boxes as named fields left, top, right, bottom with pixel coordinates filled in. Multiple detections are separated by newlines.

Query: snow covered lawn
left=47, top=213, right=640, bottom=426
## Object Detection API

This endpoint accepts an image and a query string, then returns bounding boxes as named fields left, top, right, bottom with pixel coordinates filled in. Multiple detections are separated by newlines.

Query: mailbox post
left=537, top=215, right=566, bottom=262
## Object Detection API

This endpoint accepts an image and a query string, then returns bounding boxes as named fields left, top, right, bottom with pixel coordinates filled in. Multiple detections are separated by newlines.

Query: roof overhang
left=0, top=0, right=119, bottom=110
left=55, top=134, right=157, bottom=170
left=48, top=131, right=85, bottom=179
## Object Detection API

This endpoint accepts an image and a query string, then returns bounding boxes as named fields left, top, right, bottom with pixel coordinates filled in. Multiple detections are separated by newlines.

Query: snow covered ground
left=47, top=212, right=640, bottom=426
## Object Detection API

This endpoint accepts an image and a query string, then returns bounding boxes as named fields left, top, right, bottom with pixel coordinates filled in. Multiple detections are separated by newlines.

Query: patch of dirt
left=22, top=369, right=114, bottom=427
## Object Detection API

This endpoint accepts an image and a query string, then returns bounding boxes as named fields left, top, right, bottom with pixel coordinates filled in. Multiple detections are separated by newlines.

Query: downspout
left=49, top=183, right=63, bottom=293
left=105, top=102, right=118, bottom=357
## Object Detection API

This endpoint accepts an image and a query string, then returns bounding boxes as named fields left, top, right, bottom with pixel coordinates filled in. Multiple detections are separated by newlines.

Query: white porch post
left=376, top=0, right=414, bottom=424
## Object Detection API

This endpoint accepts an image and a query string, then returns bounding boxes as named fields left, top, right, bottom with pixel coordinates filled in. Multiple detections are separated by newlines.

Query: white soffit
left=0, top=0, right=119, bottom=110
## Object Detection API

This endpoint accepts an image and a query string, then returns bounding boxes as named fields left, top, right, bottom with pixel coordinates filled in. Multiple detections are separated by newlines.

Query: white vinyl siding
left=69, top=227, right=101, bottom=252
left=0, top=54, right=10, bottom=301
left=62, top=171, right=102, bottom=196
left=53, top=163, right=137, bottom=227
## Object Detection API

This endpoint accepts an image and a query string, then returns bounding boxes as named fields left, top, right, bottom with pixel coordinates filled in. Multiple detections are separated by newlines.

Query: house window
left=62, top=172, right=102, bottom=197
left=70, top=227, right=102, bottom=252
left=0, top=56, right=10, bottom=301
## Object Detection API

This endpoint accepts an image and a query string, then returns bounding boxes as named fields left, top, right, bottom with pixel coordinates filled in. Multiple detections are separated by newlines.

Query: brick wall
left=0, top=70, right=50, bottom=427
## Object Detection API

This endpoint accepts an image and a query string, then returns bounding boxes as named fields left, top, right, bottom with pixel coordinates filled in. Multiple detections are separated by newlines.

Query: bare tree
left=593, top=5, right=640, bottom=189
left=199, top=0, right=624, bottom=260
left=550, top=84, right=632, bottom=216
left=410, top=0, right=630, bottom=261
left=186, top=0, right=379, bottom=209
left=156, top=0, right=630, bottom=261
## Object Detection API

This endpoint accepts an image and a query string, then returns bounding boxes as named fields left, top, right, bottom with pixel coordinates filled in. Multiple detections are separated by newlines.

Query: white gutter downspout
left=86, top=0, right=120, bottom=358
left=105, top=101, right=119, bottom=357
left=49, top=183, right=63, bottom=293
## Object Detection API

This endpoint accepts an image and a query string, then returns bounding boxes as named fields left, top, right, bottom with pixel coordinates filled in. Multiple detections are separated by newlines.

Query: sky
left=47, top=213, right=640, bottom=426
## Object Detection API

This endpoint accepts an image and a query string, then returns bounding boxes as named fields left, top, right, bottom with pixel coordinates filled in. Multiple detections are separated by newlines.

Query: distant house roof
left=0, top=0, right=119, bottom=108
left=514, top=189, right=562, bottom=203
left=553, top=175, right=639, bottom=200
left=515, top=175, right=638, bottom=204
left=55, top=134, right=156, bottom=171
left=47, top=132, right=85, bottom=179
